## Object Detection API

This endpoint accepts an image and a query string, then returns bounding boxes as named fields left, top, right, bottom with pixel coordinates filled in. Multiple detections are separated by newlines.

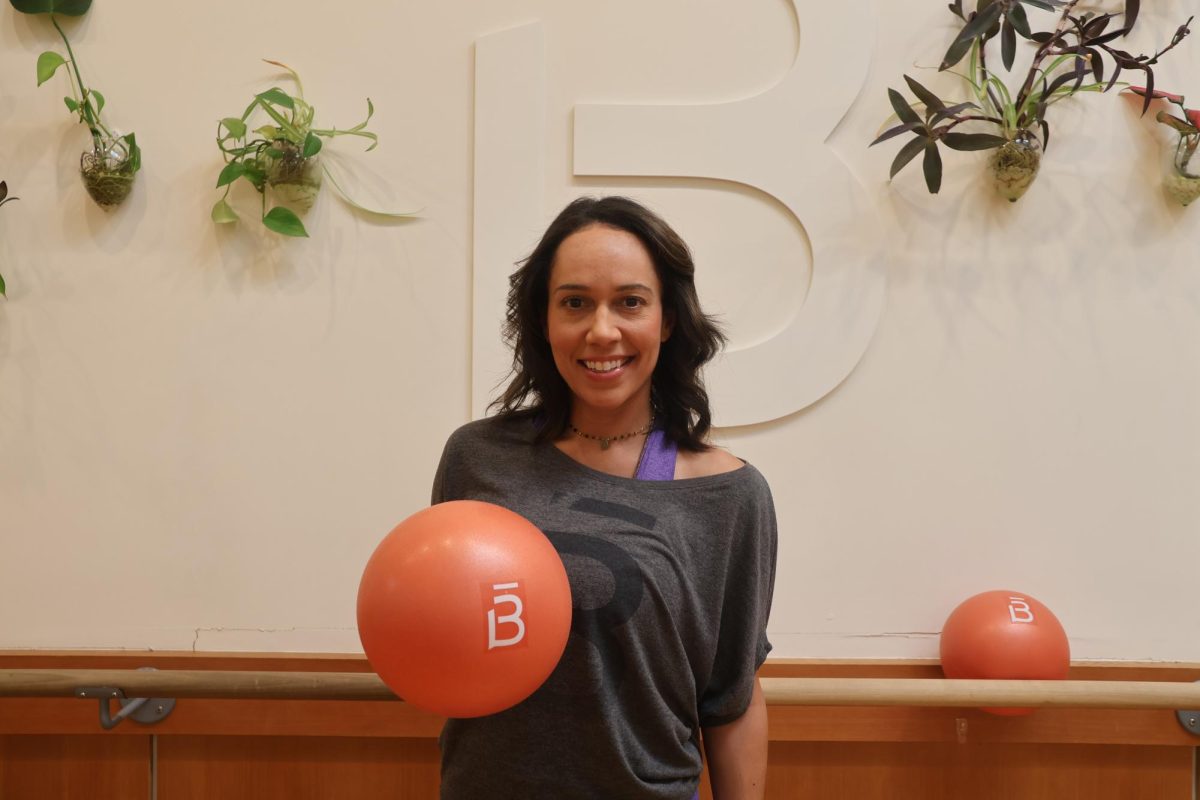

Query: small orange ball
left=940, top=590, right=1069, bottom=716
left=357, top=501, right=572, bottom=718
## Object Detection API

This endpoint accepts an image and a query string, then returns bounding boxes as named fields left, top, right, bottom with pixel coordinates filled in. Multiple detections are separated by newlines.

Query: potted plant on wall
left=10, top=0, right=142, bottom=208
left=212, top=60, right=401, bottom=238
left=872, top=0, right=1191, bottom=201
left=0, top=181, right=17, bottom=297
left=1124, top=86, right=1200, bottom=207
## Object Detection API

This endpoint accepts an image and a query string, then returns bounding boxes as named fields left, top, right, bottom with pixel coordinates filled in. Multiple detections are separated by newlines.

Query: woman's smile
left=580, top=356, right=634, bottom=375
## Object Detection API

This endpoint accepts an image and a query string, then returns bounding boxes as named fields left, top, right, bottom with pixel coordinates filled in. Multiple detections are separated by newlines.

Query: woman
left=433, top=196, right=778, bottom=799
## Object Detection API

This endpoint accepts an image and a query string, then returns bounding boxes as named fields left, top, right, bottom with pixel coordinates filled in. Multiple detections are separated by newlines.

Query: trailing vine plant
left=0, top=181, right=17, bottom=297
left=1125, top=85, right=1200, bottom=206
left=10, top=0, right=142, bottom=208
left=872, top=0, right=1192, bottom=199
left=212, top=60, right=383, bottom=238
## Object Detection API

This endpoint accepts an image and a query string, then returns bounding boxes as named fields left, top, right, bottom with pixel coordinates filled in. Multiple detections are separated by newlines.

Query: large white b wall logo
left=473, top=3, right=884, bottom=426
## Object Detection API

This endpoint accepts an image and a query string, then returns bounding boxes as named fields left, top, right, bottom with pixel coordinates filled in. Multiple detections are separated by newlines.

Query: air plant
left=1125, top=85, right=1200, bottom=206
left=0, top=181, right=17, bottom=297
left=10, top=0, right=142, bottom=208
left=872, top=0, right=1192, bottom=198
left=211, top=60, right=380, bottom=238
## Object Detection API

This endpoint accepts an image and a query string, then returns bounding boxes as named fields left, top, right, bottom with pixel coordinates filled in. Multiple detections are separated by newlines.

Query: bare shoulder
left=675, top=446, right=745, bottom=479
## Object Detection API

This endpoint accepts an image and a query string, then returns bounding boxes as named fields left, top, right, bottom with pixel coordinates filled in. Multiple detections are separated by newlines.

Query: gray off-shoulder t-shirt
left=432, top=416, right=778, bottom=800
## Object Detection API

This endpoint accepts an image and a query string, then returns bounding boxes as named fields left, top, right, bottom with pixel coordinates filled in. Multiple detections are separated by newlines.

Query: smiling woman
left=495, top=196, right=726, bottom=455
left=431, top=195, right=778, bottom=799
left=545, top=224, right=671, bottom=448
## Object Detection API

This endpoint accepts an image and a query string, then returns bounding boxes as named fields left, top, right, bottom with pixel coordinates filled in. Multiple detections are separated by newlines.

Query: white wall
left=0, top=0, right=1196, bottom=660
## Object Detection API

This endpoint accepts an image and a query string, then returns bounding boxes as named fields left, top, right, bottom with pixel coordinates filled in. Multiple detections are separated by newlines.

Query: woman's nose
left=585, top=306, right=620, bottom=344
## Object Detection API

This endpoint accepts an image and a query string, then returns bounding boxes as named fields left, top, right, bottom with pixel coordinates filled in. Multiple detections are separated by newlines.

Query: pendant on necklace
left=600, top=438, right=612, bottom=450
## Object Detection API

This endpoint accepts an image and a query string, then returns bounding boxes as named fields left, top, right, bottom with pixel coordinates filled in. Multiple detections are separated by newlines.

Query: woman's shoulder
left=674, top=445, right=747, bottom=480
left=674, top=447, right=775, bottom=512
left=443, top=413, right=537, bottom=452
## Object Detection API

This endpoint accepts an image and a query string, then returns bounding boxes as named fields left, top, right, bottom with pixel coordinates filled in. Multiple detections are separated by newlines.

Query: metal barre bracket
left=75, top=667, right=175, bottom=730
left=1177, top=681, right=1200, bottom=737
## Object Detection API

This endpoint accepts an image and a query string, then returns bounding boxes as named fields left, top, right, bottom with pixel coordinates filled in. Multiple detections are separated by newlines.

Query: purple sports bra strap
left=634, top=428, right=677, bottom=481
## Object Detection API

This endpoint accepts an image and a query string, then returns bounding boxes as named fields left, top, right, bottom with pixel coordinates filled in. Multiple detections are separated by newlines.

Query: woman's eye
left=621, top=296, right=645, bottom=309
left=563, top=297, right=585, bottom=309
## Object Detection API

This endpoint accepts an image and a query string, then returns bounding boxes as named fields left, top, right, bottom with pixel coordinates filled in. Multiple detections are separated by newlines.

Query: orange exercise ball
left=357, top=500, right=572, bottom=718
left=940, top=589, right=1069, bottom=716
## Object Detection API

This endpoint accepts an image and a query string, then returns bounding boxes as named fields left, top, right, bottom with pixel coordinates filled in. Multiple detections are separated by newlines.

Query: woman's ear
left=661, top=311, right=674, bottom=343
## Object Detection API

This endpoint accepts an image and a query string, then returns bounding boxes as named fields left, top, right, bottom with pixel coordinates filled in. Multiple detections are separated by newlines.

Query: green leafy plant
left=1125, top=85, right=1200, bottom=206
left=212, top=60, right=381, bottom=238
left=0, top=181, right=17, bottom=297
left=10, top=0, right=142, bottom=208
left=872, top=0, right=1192, bottom=198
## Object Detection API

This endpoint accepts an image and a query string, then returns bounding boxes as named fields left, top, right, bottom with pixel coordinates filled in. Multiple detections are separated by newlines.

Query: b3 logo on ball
left=1007, top=597, right=1035, bottom=624
left=486, top=581, right=527, bottom=650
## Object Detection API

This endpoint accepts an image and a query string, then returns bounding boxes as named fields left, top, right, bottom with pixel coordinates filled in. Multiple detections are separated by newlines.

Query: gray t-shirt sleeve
left=431, top=422, right=472, bottom=505
left=431, top=436, right=450, bottom=504
left=697, top=477, right=778, bottom=727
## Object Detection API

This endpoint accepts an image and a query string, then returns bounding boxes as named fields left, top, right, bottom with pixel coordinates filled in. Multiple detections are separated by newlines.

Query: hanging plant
left=10, top=0, right=142, bottom=208
left=1124, top=86, right=1200, bottom=207
left=0, top=181, right=17, bottom=297
left=872, top=0, right=1192, bottom=201
left=211, top=60, right=413, bottom=238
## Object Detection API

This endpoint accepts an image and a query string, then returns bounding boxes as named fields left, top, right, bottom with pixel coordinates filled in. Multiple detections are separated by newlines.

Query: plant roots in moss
left=1165, top=171, right=1200, bottom=207
left=989, top=139, right=1042, bottom=202
left=262, top=140, right=322, bottom=213
left=80, top=149, right=135, bottom=208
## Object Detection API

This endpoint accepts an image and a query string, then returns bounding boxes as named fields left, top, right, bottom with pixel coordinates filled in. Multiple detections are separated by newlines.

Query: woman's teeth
left=584, top=359, right=628, bottom=373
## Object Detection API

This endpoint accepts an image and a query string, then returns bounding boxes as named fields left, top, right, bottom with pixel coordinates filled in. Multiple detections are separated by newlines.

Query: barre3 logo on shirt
left=544, top=531, right=644, bottom=694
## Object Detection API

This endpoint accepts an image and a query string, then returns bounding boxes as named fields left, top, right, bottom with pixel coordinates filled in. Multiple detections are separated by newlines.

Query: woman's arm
left=702, top=678, right=768, bottom=799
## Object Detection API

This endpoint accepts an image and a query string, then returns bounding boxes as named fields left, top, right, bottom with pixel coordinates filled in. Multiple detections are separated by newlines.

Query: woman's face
left=545, top=224, right=671, bottom=422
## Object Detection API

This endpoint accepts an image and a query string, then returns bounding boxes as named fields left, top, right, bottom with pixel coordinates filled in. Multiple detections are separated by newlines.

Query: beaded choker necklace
left=568, top=420, right=653, bottom=450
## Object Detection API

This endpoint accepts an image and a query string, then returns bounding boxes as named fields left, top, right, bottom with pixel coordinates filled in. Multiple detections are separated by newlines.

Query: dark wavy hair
left=490, top=196, right=726, bottom=452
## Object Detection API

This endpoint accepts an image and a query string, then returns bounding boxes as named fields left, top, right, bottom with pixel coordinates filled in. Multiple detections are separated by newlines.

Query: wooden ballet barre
left=0, top=670, right=395, bottom=701
left=1, top=670, right=1199, bottom=709
left=759, top=678, right=1200, bottom=710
